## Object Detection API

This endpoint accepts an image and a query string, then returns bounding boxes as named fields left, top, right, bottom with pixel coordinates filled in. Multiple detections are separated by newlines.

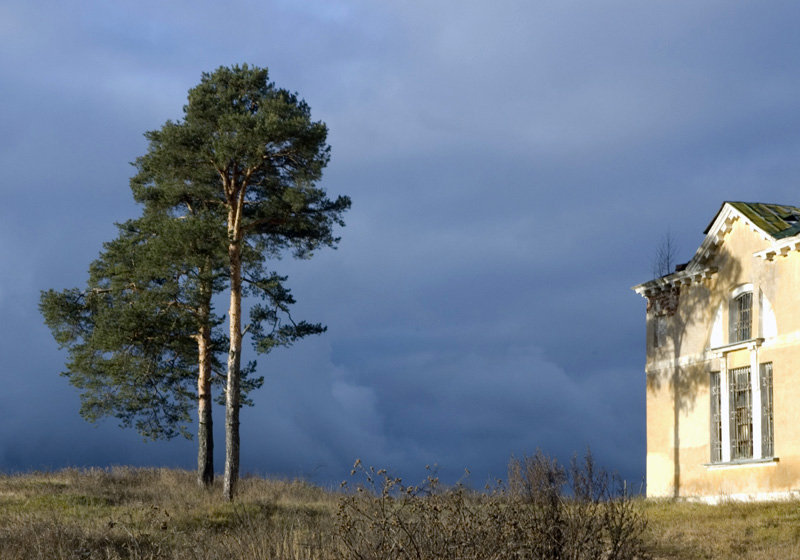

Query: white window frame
left=711, top=356, right=774, bottom=465
left=729, top=284, right=753, bottom=344
left=729, top=366, right=753, bottom=460
left=760, top=362, right=774, bottom=458
left=709, top=371, right=722, bottom=463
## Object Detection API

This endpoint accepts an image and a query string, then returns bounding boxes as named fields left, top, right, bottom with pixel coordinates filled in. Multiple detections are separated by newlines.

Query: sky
left=3, top=0, right=800, bottom=490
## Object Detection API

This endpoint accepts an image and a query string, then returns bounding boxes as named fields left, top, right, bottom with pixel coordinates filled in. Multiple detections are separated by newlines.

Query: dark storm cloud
left=2, top=0, right=800, bottom=488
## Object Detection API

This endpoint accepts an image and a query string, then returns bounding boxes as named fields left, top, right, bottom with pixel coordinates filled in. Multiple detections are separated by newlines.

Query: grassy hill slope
left=1, top=467, right=799, bottom=559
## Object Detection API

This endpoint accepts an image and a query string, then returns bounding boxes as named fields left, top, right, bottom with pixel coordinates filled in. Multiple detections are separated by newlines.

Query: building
left=632, top=202, right=800, bottom=501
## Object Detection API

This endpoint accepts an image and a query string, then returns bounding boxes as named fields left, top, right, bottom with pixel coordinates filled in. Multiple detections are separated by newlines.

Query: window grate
left=729, top=366, right=752, bottom=460
left=761, top=363, right=774, bottom=458
left=730, top=292, right=752, bottom=343
left=710, top=372, right=722, bottom=463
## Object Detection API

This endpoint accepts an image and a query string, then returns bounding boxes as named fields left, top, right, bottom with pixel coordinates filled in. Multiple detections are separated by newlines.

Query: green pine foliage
left=39, top=212, right=224, bottom=441
left=40, top=64, right=350, bottom=496
left=130, top=64, right=349, bottom=260
left=126, top=63, right=350, bottom=499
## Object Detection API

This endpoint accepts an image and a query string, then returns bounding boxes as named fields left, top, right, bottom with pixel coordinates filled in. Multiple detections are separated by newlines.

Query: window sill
left=709, top=338, right=764, bottom=353
left=703, top=457, right=779, bottom=470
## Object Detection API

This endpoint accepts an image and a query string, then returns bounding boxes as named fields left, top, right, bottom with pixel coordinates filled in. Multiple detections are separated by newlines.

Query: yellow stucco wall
left=643, top=215, right=800, bottom=499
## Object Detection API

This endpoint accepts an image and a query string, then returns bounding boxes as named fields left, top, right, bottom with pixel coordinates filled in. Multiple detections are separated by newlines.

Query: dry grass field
left=0, top=463, right=799, bottom=559
left=0, top=467, right=337, bottom=559
left=642, top=497, right=800, bottom=559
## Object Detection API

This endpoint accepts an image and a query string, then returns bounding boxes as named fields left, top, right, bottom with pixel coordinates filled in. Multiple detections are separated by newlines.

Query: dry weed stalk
left=336, top=451, right=649, bottom=560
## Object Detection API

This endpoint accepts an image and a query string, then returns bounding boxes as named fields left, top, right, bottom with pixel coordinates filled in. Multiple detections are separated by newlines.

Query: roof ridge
left=705, top=201, right=800, bottom=237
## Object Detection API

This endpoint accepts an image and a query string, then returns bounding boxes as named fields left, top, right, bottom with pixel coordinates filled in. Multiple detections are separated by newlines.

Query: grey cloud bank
left=2, top=0, right=800, bottom=488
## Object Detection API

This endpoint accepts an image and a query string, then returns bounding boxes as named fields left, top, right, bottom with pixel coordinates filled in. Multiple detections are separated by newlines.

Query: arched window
left=730, top=289, right=752, bottom=343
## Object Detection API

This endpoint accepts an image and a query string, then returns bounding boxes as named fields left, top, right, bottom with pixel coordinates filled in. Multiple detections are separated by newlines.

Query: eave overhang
left=633, top=201, right=800, bottom=298
left=691, top=203, right=775, bottom=268
left=754, top=233, right=800, bottom=260
left=632, top=267, right=718, bottom=298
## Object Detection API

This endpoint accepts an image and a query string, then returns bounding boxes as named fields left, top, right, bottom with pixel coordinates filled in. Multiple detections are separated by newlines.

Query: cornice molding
left=632, top=267, right=717, bottom=298
left=691, top=203, right=774, bottom=269
left=633, top=202, right=800, bottom=297
left=754, top=234, right=800, bottom=261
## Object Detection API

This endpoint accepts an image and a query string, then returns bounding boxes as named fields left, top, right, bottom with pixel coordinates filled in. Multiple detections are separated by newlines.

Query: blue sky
left=3, top=0, right=800, bottom=488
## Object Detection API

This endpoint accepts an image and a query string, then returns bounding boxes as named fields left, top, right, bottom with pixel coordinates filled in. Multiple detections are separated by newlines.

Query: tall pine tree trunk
left=223, top=201, right=243, bottom=501
left=196, top=296, right=214, bottom=488
left=196, top=261, right=215, bottom=488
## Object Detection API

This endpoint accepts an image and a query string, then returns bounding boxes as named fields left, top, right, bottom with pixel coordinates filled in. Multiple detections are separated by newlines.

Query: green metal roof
left=706, top=202, right=800, bottom=239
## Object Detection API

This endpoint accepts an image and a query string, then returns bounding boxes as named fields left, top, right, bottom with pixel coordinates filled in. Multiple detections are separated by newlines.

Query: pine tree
left=123, top=64, right=349, bottom=499
left=40, top=210, right=228, bottom=486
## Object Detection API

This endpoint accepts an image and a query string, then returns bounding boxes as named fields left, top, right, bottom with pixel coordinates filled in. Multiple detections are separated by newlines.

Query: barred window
left=710, top=363, right=775, bottom=464
left=761, top=363, right=774, bottom=458
left=709, top=372, right=722, bottom=463
left=730, top=292, right=752, bottom=343
left=729, top=366, right=753, bottom=460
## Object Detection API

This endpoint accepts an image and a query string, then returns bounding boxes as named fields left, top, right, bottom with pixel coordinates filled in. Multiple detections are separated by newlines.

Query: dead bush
left=336, top=451, right=649, bottom=560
